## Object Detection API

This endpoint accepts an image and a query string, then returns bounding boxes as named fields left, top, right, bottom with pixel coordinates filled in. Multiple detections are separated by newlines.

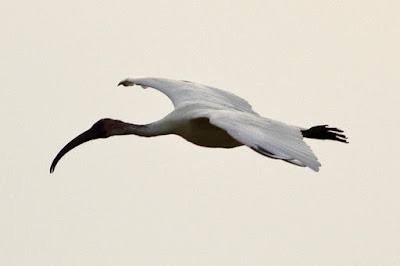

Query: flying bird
left=50, top=77, right=347, bottom=173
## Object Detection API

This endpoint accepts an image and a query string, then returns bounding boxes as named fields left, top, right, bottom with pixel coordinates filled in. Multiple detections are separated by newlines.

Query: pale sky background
left=1, top=0, right=399, bottom=265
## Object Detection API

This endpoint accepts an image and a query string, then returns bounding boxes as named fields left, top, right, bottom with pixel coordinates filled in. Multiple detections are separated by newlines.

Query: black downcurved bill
left=50, top=128, right=103, bottom=173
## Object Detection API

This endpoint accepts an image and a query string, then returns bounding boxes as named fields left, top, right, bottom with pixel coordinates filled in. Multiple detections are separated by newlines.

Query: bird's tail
left=301, top=125, right=348, bottom=143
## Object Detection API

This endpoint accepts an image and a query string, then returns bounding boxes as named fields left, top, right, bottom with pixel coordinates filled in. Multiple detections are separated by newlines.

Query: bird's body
left=50, top=77, right=347, bottom=173
left=172, top=116, right=242, bottom=148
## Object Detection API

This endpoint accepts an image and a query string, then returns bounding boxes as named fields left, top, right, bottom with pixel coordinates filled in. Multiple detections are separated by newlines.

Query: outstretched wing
left=204, top=110, right=321, bottom=171
left=119, top=77, right=320, bottom=171
left=119, top=77, right=258, bottom=115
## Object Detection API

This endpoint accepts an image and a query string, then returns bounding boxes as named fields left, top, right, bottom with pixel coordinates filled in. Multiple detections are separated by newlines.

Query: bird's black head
left=89, top=119, right=108, bottom=138
left=49, top=118, right=122, bottom=173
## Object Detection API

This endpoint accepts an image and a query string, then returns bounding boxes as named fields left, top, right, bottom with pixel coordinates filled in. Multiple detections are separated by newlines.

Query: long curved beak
left=50, top=127, right=104, bottom=173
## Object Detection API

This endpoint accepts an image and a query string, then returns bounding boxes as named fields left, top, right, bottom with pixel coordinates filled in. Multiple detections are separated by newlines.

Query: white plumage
left=50, top=77, right=347, bottom=173
left=121, top=78, right=320, bottom=171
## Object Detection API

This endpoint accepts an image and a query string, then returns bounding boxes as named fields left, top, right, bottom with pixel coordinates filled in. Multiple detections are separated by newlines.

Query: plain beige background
left=1, top=0, right=399, bottom=265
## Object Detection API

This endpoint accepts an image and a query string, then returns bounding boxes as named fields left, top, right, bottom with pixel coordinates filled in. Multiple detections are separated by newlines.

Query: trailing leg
left=301, top=125, right=348, bottom=143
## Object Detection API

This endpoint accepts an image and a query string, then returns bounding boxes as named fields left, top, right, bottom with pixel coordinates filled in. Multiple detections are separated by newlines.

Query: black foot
left=302, top=125, right=348, bottom=143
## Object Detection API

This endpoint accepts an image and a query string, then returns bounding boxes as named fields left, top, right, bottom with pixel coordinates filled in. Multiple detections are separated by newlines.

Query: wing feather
left=206, top=111, right=321, bottom=171
left=120, top=77, right=320, bottom=171
left=121, top=77, right=258, bottom=115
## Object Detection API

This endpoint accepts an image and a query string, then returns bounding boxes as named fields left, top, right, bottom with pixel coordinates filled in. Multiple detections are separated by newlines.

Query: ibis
left=50, top=77, right=347, bottom=173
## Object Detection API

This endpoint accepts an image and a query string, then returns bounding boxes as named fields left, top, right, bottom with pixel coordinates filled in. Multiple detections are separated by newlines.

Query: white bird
left=50, top=77, right=347, bottom=173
